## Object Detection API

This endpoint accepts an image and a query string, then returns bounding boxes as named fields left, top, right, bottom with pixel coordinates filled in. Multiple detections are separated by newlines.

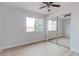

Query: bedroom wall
left=70, top=3, right=79, bottom=53
left=1, top=6, right=46, bottom=49
left=0, top=6, right=2, bottom=49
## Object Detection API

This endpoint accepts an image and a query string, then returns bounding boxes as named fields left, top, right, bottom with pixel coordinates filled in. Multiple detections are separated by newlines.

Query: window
left=26, top=17, right=44, bottom=32
left=48, top=20, right=57, bottom=31
left=48, top=20, right=53, bottom=31
left=26, top=17, right=35, bottom=32
left=35, top=18, right=44, bottom=32
left=52, top=21, right=57, bottom=31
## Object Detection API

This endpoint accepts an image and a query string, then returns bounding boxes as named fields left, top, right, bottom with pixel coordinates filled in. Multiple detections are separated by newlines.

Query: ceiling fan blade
left=39, top=6, right=46, bottom=9
left=52, top=4, right=60, bottom=7
left=49, top=2, right=53, bottom=5
left=43, top=2, right=48, bottom=4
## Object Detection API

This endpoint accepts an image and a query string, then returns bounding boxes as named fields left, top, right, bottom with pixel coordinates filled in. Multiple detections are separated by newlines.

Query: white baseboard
left=2, top=39, right=46, bottom=50
left=71, top=48, right=79, bottom=54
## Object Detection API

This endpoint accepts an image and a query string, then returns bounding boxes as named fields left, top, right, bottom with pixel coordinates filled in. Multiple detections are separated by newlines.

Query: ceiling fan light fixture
left=39, top=2, right=60, bottom=12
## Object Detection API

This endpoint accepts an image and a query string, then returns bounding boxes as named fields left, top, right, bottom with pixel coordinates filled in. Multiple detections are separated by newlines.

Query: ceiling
left=0, top=2, right=72, bottom=15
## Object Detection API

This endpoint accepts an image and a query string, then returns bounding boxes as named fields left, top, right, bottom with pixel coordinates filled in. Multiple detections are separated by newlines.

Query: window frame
left=26, top=17, right=44, bottom=32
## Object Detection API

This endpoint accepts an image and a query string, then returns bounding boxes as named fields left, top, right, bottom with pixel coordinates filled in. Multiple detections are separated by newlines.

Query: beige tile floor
left=0, top=40, right=79, bottom=56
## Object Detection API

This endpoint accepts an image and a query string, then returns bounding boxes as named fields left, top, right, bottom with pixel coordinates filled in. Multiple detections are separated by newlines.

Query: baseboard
left=2, top=39, right=47, bottom=50
left=71, top=48, right=79, bottom=54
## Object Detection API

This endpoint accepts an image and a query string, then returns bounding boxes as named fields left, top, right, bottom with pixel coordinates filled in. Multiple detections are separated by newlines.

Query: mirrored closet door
left=48, top=17, right=58, bottom=44
left=57, top=14, right=71, bottom=48
left=48, top=13, right=71, bottom=48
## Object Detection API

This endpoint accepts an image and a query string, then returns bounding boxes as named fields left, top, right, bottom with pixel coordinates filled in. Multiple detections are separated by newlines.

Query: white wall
left=1, top=6, right=46, bottom=49
left=0, top=6, right=2, bottom=49
left=70, top=3, right=79, bottom=53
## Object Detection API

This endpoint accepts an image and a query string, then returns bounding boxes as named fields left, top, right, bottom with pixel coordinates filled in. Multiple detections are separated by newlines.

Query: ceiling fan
left=39, top=2, right=60, bottom=11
